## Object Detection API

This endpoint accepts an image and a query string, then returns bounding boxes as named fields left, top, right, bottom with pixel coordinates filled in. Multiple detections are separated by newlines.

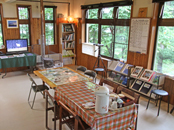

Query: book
left=139, top=69, right=155, bottom=82
left=132, top=80, right=144, bottom=90
left=108, top=60, right=119, bottom=70
left=114, top=61, right=125, bottom=72
left=108, top=71, right=117, bottom=79
left=122, top=77, right=128, bottom=85
left=140, top=83, right=152, bottom=94
left=118, top=75, right=125, bottom=83
left=113, top=73, right=121, bottom=82
left=121, top=64, right=133, bottom=75
left=131, top=66, right=143, bottom=78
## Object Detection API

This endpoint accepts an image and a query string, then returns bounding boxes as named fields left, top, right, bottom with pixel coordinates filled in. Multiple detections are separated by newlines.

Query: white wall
left=0, top=0, right=74, bottom=18
left=73, top=0, right=154, bottom=18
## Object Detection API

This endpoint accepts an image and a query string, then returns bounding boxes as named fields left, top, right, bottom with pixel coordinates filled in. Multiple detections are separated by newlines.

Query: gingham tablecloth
left=55, top=81, right=138, bottom=130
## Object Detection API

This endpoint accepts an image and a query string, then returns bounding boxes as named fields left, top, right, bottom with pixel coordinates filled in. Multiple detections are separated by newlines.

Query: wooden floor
left=0, top=66, right=173, bottom=130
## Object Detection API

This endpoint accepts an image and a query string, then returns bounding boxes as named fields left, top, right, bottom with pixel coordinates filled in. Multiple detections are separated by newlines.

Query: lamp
left=65, top=16, right=74, bottom=23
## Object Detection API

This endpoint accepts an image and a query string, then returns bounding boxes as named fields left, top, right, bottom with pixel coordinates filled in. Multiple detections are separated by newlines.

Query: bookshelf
left=107, top=61, right=134, bottom=88
left=59, top=23, right=76, bottom=65
left=129, top=68, right=165, bottom=99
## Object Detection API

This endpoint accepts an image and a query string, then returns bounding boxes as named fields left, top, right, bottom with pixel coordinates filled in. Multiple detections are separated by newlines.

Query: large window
left=85, top=3, right=131, bottom=61
left=0, top=5, right=3, bottom=46
left=44, top=7, right=56, bottom=45
left=17, top=6, right=31, bottom=45
left=153, top=1, right=174, bottom=76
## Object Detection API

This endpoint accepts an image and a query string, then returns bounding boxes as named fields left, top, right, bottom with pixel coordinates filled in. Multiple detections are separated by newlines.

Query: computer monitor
left=6, top=39, right=28, bottom=53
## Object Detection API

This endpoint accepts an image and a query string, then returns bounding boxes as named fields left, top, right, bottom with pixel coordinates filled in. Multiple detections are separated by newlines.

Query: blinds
left=81, top=0, right=133, bottom=9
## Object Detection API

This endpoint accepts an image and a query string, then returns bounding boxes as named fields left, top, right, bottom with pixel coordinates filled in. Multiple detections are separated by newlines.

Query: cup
left=111, top=101, right=117, bottom=110
left=109, top=99, right=112, bottom=107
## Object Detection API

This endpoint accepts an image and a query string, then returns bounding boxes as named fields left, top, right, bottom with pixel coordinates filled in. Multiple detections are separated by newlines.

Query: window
left=44, top=7, right=56, bottom=45
left=85, top=2, right=132, bottom=61
left=153, top=1, right=174, bottom=76
left=17, top=6, right=31, bottom=45
left=0, top=5, right=3, bottom=46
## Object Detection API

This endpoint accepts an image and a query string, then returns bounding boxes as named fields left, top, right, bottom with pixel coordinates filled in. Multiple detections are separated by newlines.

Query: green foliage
left=162, top=1, right=174, bottom=18
left=154, top=26, right=174, bottom=74
left=102, top=7, right=114, bottom=19
left=18, top=7, right=28, bottom=19
left=45, top=23, right=54, bottom=45
left=118, top=6, right=131, bottom=19
left=44, top=7, right=54, bottom=45
left=0, top=23, right=3, bottom=47
left=87, top=24, right=98, bottom=43
left=45, top=8, right=53, bottom=20
left=87, top=9, right=98, bottom=19
left=19, top=24, right=30, bottom=45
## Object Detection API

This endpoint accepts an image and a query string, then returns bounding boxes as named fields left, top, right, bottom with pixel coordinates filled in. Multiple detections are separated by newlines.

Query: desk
left=0, top=53, right=36, bottom=78
left=55, top=81, right=138, bottom=130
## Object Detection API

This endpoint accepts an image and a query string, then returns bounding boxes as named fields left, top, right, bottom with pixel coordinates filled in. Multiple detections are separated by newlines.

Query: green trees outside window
left=86, top=24, right=98, bottom=43
left=86, top=6, right=131, bottom=61
left=0, top=23, right=3, bottom=47
left=18, top=7, right=28, bottom=19
left=18, top=6, right=30, bottom=45
left=153, top=1, right=174, bottom=76
left=19, top=24, right=29, bottom=44
left=44, top=7, right=55, bottom=45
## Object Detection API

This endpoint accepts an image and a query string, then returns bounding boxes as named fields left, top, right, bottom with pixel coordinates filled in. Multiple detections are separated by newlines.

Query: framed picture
left=7, top=20, right=18, bottom=28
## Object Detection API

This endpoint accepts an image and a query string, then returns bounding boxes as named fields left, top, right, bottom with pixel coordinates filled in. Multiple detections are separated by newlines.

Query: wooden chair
left=27, top=73, right=49, bottom=109
left=59, top=101, right=91, bottom=130
left=45, top=90, right=70, bottom=130
left=116, top=86, right=140, bottom=104
left=115, top=86, right=140, bottom=130
left=99, top=78, right=120, bottom=92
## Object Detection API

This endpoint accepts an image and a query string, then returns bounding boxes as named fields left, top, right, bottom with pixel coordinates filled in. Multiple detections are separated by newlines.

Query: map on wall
left=129, top=18, right=151, bottom=54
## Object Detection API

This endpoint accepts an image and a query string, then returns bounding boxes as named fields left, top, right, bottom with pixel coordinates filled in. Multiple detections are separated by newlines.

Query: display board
left=129, top=18, right=151, bottom=54
left=82, top=43, right=98, bottom=57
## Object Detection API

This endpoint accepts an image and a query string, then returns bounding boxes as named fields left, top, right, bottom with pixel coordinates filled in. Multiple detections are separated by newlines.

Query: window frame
left=85, top=5, right=131, bottom=61
left=0, top=4, right=4, bottom=46
left=17, top=5, right=32, bottom=46
left=152, top=1, right=174, bottom=72
left=44, top=6, right=57, bottom=45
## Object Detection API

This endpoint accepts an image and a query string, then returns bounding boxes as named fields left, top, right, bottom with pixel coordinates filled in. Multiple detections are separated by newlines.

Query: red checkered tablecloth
left=55, top=81, right=138, bottom=130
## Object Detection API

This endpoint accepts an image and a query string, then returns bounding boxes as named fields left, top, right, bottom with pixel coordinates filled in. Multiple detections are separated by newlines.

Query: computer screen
left=6, top=39, right=28, bottom=53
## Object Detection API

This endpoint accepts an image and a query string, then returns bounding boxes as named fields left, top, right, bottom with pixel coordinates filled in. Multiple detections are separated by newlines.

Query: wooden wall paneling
left=31, top=18, right=41, bottom=45
left=163, top=77, right=174, bottom=105
left=3, top=18, right=20, bottom=45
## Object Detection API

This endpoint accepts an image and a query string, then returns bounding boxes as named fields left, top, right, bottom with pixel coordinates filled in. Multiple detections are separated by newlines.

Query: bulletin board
left=129, top=18, right=151, bottom=54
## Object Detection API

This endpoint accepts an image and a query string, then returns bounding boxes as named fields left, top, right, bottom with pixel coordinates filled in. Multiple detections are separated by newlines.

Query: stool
left=94, top=68, right=105, bottom=78
left=146, top=89, right=169, bottom=116
left=170, top=106, right=174, bottom=114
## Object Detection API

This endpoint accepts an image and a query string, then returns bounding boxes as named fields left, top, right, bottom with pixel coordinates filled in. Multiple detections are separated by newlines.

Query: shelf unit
left=59, top=23, right=76, bottom=65
left=107, top=62, right=134, bottom=88
left=129, top=69, right=165, bottom=99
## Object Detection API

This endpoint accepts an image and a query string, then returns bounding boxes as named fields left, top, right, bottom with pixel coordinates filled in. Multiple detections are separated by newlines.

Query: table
left=55, top=81, right=138, bottom=130
left=0, top=53, right=36, bottom=78
left=34, top=67, right=91, bottom=89
left=34, top=67, right=138, bottom=129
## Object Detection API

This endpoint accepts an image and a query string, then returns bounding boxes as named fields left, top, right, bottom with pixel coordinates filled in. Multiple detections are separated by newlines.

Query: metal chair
left=146, top=89, right=169, bottom=116
left=76, top=66, right=87, bottom=73
left=84, top=70, right=97, bottom=82
left=170, top=106, right=174, bottom=114
left=27, top=73, right=49, bottom=109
